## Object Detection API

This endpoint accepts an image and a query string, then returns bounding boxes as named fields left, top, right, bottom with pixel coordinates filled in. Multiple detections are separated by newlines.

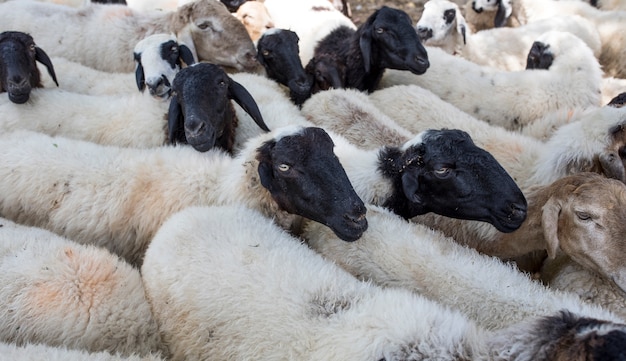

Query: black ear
left=494, top=0, right=508, bottom=27
left=35, top=47, right=58, bottom=86
left=258, top=161, right=274, bottom=190
left=167, top=97, right=185, bottom=144
left=460, top=24, right=467, bottom=45
left=228, top=79, right=270, bottom=132
left=178, top=44, right=195, bottom=66
left=359, top=11, right=377, bottom=74
left=134, top=53, right=145, bottom=92
left=401, top=170, right=422, bottom=204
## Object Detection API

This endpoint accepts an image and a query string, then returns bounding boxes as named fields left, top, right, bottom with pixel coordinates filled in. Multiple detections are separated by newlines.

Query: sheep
left=303, top=203, right=626, bottom=333
left=255, top=28, right=313, bottom=106
left=262, top=0, right=357, bottom=65
left=0, top=0, right=259, bottom=73
left=234, top=1, right=275, bottom=43
left=416, top=0, right=601, bottom=70
left=308, top=6, right=430, bottom=93
left=379, top=30, right=603, bottom=129
left=469, top=0, right=626, bottom=78
left=0, top=31, right=57, bottom=104
left=0, top=218, right=163, bottom=357
left=0, top=343, right=164, bottom=361
left=0, top=62, right=268, bottom=153
left=0, top=126, right=367, bottom=266
left=40, top=34, right=194, bottom=98
left=608, top=91, right=626, bottom=108
left=141, top=204, right=496, bottom=360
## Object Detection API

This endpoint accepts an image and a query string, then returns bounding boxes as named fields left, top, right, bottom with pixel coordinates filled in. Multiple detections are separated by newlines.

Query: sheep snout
left=416, top=26, right=433, bottom=42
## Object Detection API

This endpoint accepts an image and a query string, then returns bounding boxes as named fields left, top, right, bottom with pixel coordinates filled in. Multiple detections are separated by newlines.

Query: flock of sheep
left=0, top=0, right=626, bottom=359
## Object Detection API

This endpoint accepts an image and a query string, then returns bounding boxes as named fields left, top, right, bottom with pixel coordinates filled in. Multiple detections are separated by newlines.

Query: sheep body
left=417, top=0, right=601, bottom=70
left=0, top=218, right=163, bottom=356
left=142, top=204, right=494, bottom=361
left=0, top=342, right=164, bottom=361
left=0, top=126, right=366, bottom=266
left=379, top=30, right=603, bottom=129
left=0, top=0, right=257, bottom=73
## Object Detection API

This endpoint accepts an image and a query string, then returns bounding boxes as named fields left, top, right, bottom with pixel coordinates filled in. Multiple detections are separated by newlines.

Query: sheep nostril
left=416, top=27, right=433, bottom=41
left=509, top=203, right=528, bottom=222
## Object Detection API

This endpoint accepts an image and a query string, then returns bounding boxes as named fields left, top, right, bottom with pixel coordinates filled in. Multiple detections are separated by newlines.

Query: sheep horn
left=35, top=46, right=58, bottom=86
left=228, top=79, right=270, bottom=132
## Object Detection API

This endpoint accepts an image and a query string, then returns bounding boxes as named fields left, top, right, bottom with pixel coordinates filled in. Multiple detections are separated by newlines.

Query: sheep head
left=415, top=0, right=467, bottom=53
left=133, top=33, right=195, bottom=99
left=257, top=29, right=312, bottom=106
left=256, top=126, right=368, bottom=242
left=172, top=0, right=259, bottom=72
left=471, top=0, right=512, bottom=28
left=540, top=172, right=626, bottom=293
left=358, top=6, right=429, bottom=75
left=381, top=129, right=527, bottom=233
left=167, top=62, right=269, bottom=153
left=235, top=1, right=274, bottom=43
left=0, top=31, right=57, bottom=104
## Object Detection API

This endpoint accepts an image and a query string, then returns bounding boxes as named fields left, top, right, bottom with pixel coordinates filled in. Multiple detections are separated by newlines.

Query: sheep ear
left=35, top=46, right=58, bottom=87
left=228, top=79, right=270, bottom=132
left=359, top=14, right=376, bottom=74
left=178, top=44, right=196, bottom=66
left=401, top=170, right=423, bottom=205
left=176, top=26, right=199, bottom=64
left=258, top=161, right=275, bottom=190
left=494, top=0, right=512, bottom=28
left=167, top=97, right=185, bottom=145
left=134, top=57, right=146, bottom=92
left=457, top=16, right=467, bottom=45
left=541, top=196, right=562, bottom=259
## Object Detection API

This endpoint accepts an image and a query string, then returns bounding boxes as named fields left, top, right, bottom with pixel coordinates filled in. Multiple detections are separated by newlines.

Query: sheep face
left=416, top=0, right=467, bottom=47
left=174, top=0, right=259, bottom=72
left=381, top=129, right=527, bottom=233
left=257, top=127, right=368, bottom=242
left=541, top=173, right=626, bottom=294
left=257, top=29, right=312, bottom=106
left=167, top=63, right=268, bottom=153
left=359, top=6, right=429, bottom=75
left=0, top=31, right=57, bottom=104
left=305, top=54, right=346, bottom=94
left=471, top=0, right=511, bottom=27
left=133, top=34, right=195, bottom=99
left=235, top=1, right=274, bottom=42
left=525, top=41, right=554, bottom=70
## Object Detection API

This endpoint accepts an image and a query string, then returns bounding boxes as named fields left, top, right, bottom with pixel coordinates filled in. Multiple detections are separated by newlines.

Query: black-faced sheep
left=0, top=218, right=163, bottom=357
left=256, top=28, right=313, bottom=106
left=0, top=0, right=259, bottom=73
left=308, top=6, right=430, bottom=93
left=0, top=126, right=367, bottom=266
left=0, top=31, right=57, bottom=104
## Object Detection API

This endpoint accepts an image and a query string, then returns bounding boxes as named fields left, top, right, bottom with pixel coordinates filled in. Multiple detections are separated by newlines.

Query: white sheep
left=0, top=0, right=258, bottom=73
left=40, top=33, right=194, bottom=98
left=141, top=204, right=496, bottom=360
left=234, top=1, right=275, bottom=43
left=0, top=63, right=267, bottom=153
left=0, top=342, right=165, bottom=361
left=0, top=126, right=367, bottom=266
left=262, top=0, right=357, bottom=65
left=379, top=30, right=603, bottom=130
left=0, top=218, right=163, bottom=357
left=303, top=204, right=626, bottom=332
left=416, top=0, right=601, bottom=70
left=469, top=0, right=626, bottom=78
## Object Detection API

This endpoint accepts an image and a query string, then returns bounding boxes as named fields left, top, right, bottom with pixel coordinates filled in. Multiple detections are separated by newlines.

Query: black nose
left=416, top=27, right=433, bottom=42
left=509, top=202, right=527, bottom=223
left=472, top=0, right=484, bottom=13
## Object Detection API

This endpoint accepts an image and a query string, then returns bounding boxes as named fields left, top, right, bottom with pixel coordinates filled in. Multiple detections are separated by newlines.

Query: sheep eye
left=375, top=27, right=384, bottom=34
left=218, top=80, right=226, bottom=87
left=171, top=46, right=179, bottom=53
left=278, top=164, right=290, bottom=172
left=434, top=167, right=450, bottom=176
left=576, top=211, right=591, bottom=221
left=197, top=21, right=212, bottom=30
left=262, top=50, right=270, bottom=56
left=29, top=44, right=36, bottom=51
left=444, top=9, right=456, bottom=23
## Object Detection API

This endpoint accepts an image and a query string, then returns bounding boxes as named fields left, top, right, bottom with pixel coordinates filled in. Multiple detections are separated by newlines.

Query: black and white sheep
left=0, top=31, right=57, bottom=104
left=40, top=33, right=194, bottom=98
left=0, top=218, right=163, bottom=357
left=308, top=6, right=430, bottom=93
left=0, top=62, right=268, bottom=153
left=0, top=0, right=259, bottom=73
left=380, top=30, right=603, bottom=130
left=0, top=126, right=367, bottom=266
left=256, top=28, right=313, bottom=106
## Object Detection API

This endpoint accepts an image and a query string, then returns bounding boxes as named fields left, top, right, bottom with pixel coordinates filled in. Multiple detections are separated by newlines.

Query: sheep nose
left=185, top=119, right=207, bottom=139
left=508, top=202, right=527, bottom=223
left=7, top=76, right=29, bottom=91
left=471, top=0, right=484, bottom=13
left=146, top=78, right=163, bottom=95
left=416, top=26, right=433, bottom=42
left=414, top=56, right=430, bottom=69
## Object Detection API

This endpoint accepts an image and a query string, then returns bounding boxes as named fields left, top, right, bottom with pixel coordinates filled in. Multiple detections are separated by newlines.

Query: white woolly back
left=271, top=124, right=307, bottom=141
